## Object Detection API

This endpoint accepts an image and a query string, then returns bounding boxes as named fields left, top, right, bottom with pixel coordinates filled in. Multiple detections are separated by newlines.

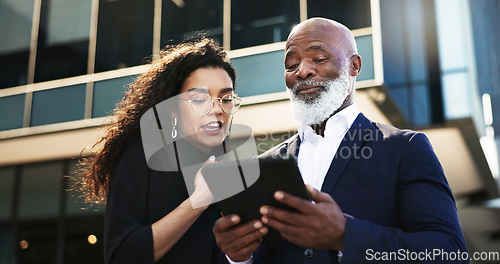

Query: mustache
left=290, top=80, right=329, bottom=92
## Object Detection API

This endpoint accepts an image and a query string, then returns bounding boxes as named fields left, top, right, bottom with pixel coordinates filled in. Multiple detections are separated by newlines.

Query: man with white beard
left=214, top=18, right=467, bottom=264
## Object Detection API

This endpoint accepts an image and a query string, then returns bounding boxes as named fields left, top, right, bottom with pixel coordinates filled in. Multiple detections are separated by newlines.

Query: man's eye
left=286, top=64, right=298, bottom=70
left=314, top=58, right=327, bottom=63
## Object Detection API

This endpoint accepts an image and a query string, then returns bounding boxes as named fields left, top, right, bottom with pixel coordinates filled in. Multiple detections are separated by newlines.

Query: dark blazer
left=255, top=113, right=468, bottom=263
left=104, top=140, right=226, bottom=264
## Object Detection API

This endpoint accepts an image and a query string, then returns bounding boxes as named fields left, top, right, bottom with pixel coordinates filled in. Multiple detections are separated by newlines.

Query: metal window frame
left=0, top=0, right=384, bottom=141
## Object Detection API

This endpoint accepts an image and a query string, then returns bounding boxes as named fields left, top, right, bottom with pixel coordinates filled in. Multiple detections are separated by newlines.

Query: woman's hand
left=190, top=156, right=216, bottom=209
left=151, top=156, right=217, bottom=261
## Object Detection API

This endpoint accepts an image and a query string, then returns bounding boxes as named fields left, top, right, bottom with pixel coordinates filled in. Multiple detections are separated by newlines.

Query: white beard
left=287, top=70, right=351, bottom=126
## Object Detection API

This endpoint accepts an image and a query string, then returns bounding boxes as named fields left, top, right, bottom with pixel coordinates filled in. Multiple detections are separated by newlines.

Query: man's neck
left=311, top=121, right=327, bottom=137
left=311, top=103, right=352, bottom=136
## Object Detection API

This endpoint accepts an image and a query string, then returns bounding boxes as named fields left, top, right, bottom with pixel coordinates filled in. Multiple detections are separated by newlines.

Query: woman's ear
left=170, top=111, right=178, bottom=120
left=227, top=117, right=234, bottom=137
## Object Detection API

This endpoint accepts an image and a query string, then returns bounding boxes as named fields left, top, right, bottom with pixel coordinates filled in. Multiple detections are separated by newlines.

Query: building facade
left=1, top=0, right=499, bottom=263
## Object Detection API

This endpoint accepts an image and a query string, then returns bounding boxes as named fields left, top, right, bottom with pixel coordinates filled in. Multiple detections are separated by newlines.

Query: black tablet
left=202, top=155, right=310, bottom=241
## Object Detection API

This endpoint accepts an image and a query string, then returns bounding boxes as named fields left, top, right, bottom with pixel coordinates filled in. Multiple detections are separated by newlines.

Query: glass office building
left=1, top=0, right=499, bottom=263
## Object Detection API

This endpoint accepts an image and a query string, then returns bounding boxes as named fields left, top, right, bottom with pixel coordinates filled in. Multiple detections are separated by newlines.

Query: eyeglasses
left=180, top=93, right=242, bottom=115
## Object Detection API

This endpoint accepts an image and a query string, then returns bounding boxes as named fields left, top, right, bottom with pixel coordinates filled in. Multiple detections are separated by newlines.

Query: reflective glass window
left=161, top=0, right=223, bottom=46
left=16, top=161, right=62, bottom=263
left=34, top=0, right=91, bottom=83
left=0, top=0, right=33, bottom=89
left=0, top=94, right=25, bottom=131
left=18, top=161, right=63, bottom=219
left=442, top=72, right=471, bottom=119
left=231, top=0, right=300, bottom=50
left=31, top=84, right=86, bottom=126
left=412, top=84, right=431, bottom=126
left=470, top=0, right=500, bottom=133
left=65, top=215, right=105, bottom=263
left=307, top=0, right=371, bottom=30
left=95, top=0, right=154, bottom=72
left=0, top=224, right=10, bottom=263
left=0, top=167, right=15, bottom=221
left=355, top=35, right=375, bottom=81
left=17, top=218, right=58, bottom=264
left=231, top=50, right=286, bottom=97
left=387, top=85, right=432, bottom=128
left=381, top=0, right=442, bottom=126
left=92, top=75, right=135, bottom=118
left=387, top=86, right=410, bottom=123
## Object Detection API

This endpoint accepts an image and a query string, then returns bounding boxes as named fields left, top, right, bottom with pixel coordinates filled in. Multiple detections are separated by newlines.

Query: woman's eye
left=192, top=99, right=208, bottom=104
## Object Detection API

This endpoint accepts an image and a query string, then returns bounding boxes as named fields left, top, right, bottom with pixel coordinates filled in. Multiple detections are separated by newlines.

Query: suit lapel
left=258, top=134, right=301, bottom=159
left=285, top=134, right=301, bottom=157
left=321, top=114, right=374, bottom=194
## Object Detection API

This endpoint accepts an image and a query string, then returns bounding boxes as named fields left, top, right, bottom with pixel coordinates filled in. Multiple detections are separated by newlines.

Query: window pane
left=65, top=215, right=104, bottom=264
left=307, top=0, right=371, bottom=30
left=387, top=85, right=410, bottom=122
left=34, top=0, right=91, bottom=83
left=356, top=35, right=375, bottom=81
left=442, top=72, right=471, bottom=119
left=161, top=0, right=223, bottom=46
left=0, top=94, right=25, bottom=131
left=17, top=219, right=58, bottom=264
left=412, top=84, right=431, bottom=126
left=0, top=167, right=15, bottom=220
left=231, top=50, right=286, bottom=97
left=95, top=0, right=154, bottom=72
left=231, top=0, right=300, bottom=50
left=31, top=84, right=86, bottom=126
left=0, top=0, right=33, bottom=89
left=92, top=75, right=135, bottom=118
left=18, top=161, right=63, bottom=219
left=435, top=0, right=467, bottom=71
left=0, top=224, right=10, bottom=263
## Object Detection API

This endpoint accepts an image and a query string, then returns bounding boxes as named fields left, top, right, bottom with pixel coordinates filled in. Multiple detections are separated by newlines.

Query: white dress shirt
left=226, top=104, right=360, bottom=264
left=297, top=104, right=360, bottom=191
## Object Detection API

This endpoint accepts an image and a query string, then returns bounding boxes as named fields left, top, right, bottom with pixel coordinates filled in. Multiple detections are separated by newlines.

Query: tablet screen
left=203, top=155, right=310, bottom=241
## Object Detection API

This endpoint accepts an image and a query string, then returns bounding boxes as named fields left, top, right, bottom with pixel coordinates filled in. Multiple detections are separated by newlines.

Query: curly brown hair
left=77, top=38, right=236, bottom=203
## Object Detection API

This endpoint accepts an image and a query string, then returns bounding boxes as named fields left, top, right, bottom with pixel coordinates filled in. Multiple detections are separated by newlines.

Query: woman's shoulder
left=113, top=139, right=149, bottom=177
left=119, top=139, right=146, bottom=160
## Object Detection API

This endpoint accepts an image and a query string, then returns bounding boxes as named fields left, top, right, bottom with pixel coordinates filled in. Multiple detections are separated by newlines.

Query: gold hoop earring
left=171, top=117, right=177, bottom=139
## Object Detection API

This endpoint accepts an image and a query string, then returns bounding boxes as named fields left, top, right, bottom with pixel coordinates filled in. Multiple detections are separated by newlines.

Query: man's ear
left=349, top=54, right=362, bottom=77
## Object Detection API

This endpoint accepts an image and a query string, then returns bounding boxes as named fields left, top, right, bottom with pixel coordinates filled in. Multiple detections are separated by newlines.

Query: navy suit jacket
left=255, top=113, right=468, bottom=263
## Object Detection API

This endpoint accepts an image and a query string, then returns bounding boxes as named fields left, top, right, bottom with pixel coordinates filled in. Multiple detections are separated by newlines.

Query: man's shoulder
left=358, top=114, right=422, bottom=142
left=364, top=118, right=427, bottom=147
left=374, top=121, right=416, bottom=138
left=258, top=134, right=300, bottom=159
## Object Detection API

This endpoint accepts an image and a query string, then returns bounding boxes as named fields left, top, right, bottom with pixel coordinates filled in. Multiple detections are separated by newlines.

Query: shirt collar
left=298, top=104, right=360, bottom=142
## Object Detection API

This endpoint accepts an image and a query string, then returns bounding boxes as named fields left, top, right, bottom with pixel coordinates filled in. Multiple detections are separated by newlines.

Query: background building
left=0, top=0, right=499, bottom=263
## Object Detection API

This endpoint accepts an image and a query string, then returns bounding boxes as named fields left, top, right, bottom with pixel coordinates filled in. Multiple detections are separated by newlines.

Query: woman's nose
left=211, top=99, right=223, bottom=115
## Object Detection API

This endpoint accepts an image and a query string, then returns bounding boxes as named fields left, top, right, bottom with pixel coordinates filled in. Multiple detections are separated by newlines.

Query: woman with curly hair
left=78, top=38, right=241, bottom=263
